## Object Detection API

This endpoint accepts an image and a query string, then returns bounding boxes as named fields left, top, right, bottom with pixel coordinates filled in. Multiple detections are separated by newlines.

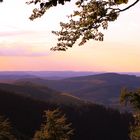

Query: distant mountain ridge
left=0, top=71, right=101, bottom=80
left=1, top=72, right=140, bottom=108
left=0, top=71, right=140, bottom=77
left=0, top=74, right=38, bottom=83
left=14, top=73, right=140, bottom=108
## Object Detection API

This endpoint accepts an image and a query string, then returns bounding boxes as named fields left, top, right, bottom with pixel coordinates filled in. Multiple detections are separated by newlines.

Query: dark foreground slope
left=0, top=82, right=83, bottom=105
left=0, top=89, right=132, bottom=140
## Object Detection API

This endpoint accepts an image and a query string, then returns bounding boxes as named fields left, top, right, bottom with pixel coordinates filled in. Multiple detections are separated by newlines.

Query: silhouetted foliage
left=26, top=0, right=139, bottom=51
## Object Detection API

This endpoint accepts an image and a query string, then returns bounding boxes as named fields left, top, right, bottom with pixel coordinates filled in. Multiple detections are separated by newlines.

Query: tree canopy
left=33, top=109, right=73, bottom=140
left=0, top=116, right=16, bottom=140
left=27, top=0, right=139, bottom=51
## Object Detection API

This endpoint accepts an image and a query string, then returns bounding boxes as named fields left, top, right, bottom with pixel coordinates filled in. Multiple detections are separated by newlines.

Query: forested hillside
left=15, top=73, right=140, bottom=108
left=0, top=89, right=132, bottom=140
left=0, top=82, right=83, bottom=105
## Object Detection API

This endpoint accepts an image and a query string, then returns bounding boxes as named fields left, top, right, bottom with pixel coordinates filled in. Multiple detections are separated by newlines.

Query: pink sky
left=0, top=0, right=140, bottom=72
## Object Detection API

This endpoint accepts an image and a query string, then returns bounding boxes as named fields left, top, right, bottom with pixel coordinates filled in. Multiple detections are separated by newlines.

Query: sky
left=0, top=0, right=140, bottom=72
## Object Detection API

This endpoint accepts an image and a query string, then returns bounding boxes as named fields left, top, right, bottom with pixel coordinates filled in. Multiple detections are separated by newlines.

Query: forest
left=0, top=72, right=138, bottom=140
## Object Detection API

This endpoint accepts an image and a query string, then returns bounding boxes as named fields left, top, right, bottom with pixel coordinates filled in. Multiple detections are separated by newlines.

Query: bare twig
left=119, top=0, right=139, bottom=12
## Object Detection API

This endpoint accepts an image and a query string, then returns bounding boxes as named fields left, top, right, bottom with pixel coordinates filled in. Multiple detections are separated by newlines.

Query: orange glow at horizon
left=0, top=0, right=140, bottom=72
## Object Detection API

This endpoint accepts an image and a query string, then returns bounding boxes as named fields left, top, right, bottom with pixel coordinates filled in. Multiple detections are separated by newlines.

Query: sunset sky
left=0, top=0, right=140, bottom=72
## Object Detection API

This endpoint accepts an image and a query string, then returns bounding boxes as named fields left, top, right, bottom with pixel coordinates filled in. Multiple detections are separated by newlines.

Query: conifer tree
left=0, top=116, right=16, bottom=140
left=33, top=109, right=73, bottom=140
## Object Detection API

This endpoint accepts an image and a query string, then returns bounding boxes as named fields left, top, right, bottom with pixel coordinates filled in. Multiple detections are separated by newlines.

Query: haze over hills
left=13, top=73, right=140, bottom=108
left=0, top=71, right=140, bottom=81
left=0, top=71, right=101, bottom=80
left=1, top=72, right=140, bottom=108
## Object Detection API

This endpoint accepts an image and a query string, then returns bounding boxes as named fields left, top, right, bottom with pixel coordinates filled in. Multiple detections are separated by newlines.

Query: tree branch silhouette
left=119, top=0, right=139, bottom=12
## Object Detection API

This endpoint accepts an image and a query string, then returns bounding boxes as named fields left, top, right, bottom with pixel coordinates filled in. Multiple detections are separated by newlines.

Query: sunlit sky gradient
left=0, top=0, right=140, bottom=72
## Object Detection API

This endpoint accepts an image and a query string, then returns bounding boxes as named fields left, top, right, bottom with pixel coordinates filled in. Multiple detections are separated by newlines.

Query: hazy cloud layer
left=0, top=31, right=36, bottom=37
left=0, top=43, right=49, bottom=56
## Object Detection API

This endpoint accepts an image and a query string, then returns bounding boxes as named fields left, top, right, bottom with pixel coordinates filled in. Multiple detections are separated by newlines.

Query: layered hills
left=0, top=72, right=135, bottom=139
left=14, top=73, right=140, bottom=108
left=1, top=72, right=140, bottom=108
